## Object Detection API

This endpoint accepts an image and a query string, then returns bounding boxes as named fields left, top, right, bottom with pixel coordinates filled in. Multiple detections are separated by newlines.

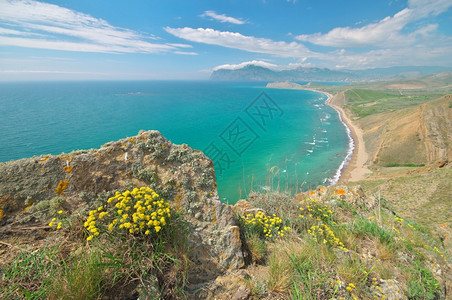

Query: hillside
left=337, top=92, right=452, bottom=167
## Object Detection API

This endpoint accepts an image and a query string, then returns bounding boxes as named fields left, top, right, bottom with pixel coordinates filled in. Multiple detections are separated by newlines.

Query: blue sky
left=0, top=0, right=451, bottom=80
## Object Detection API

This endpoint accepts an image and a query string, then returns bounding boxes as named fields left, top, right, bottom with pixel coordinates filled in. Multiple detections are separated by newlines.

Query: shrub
left=241, top=210, right=290, bottom=239
left=84, top=187, right=172, bottom=241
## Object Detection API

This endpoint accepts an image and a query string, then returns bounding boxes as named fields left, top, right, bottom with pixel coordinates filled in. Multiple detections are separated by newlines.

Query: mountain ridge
left=210, top=64, right=452, bottom=82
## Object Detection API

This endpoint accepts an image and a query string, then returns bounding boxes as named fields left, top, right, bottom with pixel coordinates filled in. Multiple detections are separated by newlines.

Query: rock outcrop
left=295, top=185, right=378, bottom=210
left=0, top=130, right=244, bottom=283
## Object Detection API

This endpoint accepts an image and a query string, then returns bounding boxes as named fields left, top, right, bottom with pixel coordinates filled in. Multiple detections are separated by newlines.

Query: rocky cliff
left=0, top=130, right=244, bottom=287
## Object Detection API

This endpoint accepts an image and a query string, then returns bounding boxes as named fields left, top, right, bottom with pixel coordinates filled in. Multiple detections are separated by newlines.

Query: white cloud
left=213, top=60, right=309, bottom=71
left=0, top=70, right=104, bottom=74
left=165, top=27, right=312, bottom=58
left=296, top=8, right=414, bottom=47
left=295, top=0, right=452, bottom=48
left=408, top=0, right=452, bottom=16
left=167, top=43, right=193, bottom=48
left=173, top=51, right=198, bottom=55
left=213, top=60, right=278, bottom=71
left=0, top=0, right=190, bottom=54
left=317, top=38, right=452, bottom=69
left=0, top=27, right=41, bottom=36
left=200, top=10, right=246, bottom=25
left=0, top=35, right=175, bottom=53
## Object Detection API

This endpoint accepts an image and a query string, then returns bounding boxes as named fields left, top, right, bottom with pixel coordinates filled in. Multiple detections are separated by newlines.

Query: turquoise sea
left=0, top=81, right=350, bottom=203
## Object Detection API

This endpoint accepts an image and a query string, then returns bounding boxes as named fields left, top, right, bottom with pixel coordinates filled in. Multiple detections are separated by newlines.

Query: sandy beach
left=266, top=82, right=371, bottom=183
left=325, top=91, right=372, bottom=182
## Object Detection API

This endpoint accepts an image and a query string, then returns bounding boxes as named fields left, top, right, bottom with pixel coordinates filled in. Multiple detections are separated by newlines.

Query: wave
left=307, top=90, right=354, bottom=186
left=115, top=92, right=155, bottom=97
left=327, top=108, right=354, bottom=186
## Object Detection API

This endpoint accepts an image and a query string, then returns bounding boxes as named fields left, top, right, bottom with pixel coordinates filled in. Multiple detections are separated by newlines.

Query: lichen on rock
left=0, top=130, right=244, bottom=284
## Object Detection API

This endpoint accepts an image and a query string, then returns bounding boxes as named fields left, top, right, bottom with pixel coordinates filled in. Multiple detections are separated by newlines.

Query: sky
left=0, top=0, right=451, bottom=80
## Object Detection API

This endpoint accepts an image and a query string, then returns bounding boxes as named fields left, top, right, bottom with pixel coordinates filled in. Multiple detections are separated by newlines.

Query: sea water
left=0, top=81, right=350, bottom=203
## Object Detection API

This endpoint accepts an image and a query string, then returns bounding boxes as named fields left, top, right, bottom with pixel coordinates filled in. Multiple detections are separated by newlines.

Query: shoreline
left=324, top=91, right=372, bottom=183
left=321, top=91, right=354, bottom=185
left=266, top=82, right=371, bottom=183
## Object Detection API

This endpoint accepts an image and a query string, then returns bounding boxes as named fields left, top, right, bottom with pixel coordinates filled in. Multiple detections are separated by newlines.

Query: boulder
left=0, top=130, right=244, bottom=282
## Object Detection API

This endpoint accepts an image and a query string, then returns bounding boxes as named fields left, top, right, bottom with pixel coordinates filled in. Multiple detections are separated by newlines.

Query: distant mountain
left=210, top=65, right=452, bottom=82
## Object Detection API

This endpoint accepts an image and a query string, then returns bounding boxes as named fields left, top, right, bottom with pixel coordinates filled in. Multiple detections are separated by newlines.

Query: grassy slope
left=236, top=189, right=449, bottom=299
left=348, top=168, right=451, bottom=245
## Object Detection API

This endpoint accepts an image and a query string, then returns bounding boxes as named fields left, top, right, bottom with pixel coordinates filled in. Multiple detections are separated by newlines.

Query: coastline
left=324, top=91, right=372, bottom=183
left=266, top=82, right=371, bottom=183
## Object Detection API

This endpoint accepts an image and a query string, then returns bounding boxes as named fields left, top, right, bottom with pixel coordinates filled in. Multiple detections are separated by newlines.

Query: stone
left=331, top=185, right=377, bottom=209
left=0, top=130, right=244, bottom=284
left=232, top=285, right=251, bottom=300
left=373, top=279, right=407, bottom=300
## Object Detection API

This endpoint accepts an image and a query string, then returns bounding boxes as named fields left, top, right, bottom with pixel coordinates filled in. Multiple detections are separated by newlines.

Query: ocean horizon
left=0, top=80, right=350, bottom=203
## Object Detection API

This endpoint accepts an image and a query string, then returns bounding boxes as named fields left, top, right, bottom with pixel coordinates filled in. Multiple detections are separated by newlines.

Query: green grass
left=407, top=261, right=441, bottom=299
left=351, top=217, right=395, bottom=245
left=345, top=89, right=405, bottom=118
left=49, top=250, right=104, bottom=300
left=350, top=168, right=452, bottom=233
left=385, top=163, right=425, bottom=167
left=0, top=245, right=60, bottom=299
left=287, top=243, right=336, bottom=300
left=343, top=88, right=438, bottom=118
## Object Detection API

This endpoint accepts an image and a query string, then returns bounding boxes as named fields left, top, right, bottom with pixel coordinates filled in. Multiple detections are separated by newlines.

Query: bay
left=0, top=81, right=349, bottom=203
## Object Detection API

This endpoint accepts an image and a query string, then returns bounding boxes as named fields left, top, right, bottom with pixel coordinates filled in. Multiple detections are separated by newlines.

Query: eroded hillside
left=356, top=95, right=452, bottom=167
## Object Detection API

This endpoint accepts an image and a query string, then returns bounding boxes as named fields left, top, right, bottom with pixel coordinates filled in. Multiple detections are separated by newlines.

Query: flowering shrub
left=84, top=187, right=171, bottom=241
left=298, top=198, right=334, bottom=224
left=308, top=223, right=348, bottom=252
left=297, top=198, right=347, bottom=252
left=242, top=210, right=290, bottom=239
left=48, top=210, right=66, bottom=230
